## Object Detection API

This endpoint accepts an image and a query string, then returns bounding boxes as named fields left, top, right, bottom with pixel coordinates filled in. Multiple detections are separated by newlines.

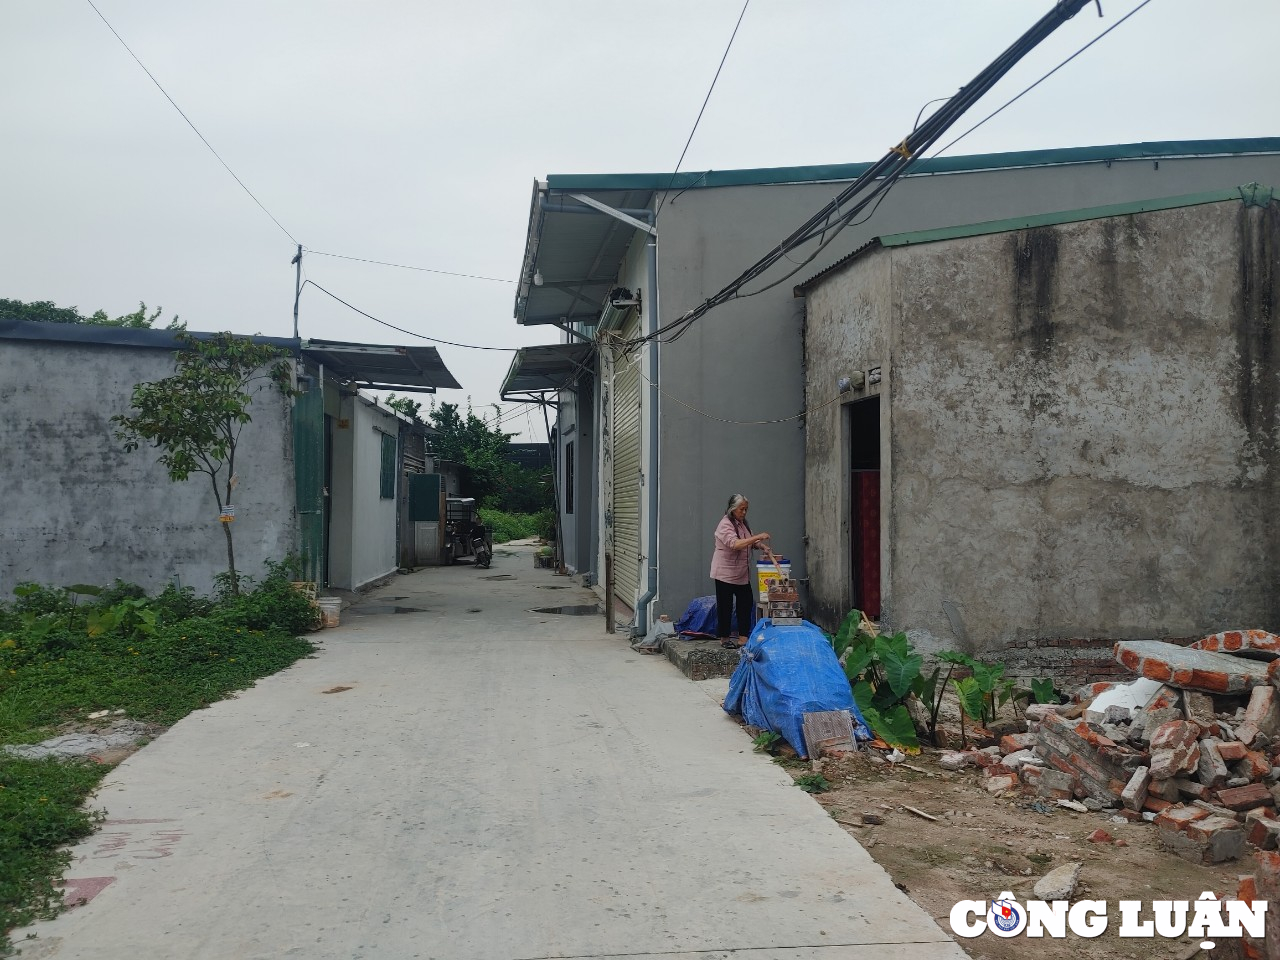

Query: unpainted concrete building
left=798, top=184, right=1280, bottom=682
left=505, top=139, right=1280, bottom=639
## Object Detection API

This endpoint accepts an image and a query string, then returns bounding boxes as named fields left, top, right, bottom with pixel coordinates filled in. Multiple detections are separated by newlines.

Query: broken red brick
left=1218, top=783, right=1273, bottom=811
left=1086, top=829, right=1114, bottom=843
left=999, top=733, right=1036, bottom=755
left=1193, top=629, right=1280, bottom=656
left=1149, top=720, right=1202, bottom=778
left=1153, top=805, right=1212, bottom=831
left=1220, top=741, right=1250, bottom=762
left=1073, top=681, right=1116, bottom=704
left=1241, top=686, right=1280, bottom=742
left=1121, top=766, right=1151, bottom=812
left=1114, top=640, right=1270, bottom=695
left=1144, top=796, right=1173, bottom=813
left=1245, top=812, right=1280, bottom=851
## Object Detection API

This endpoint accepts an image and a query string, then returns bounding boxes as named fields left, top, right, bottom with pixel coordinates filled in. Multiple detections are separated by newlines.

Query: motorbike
left=443, top=497, right=493, bottom=568
left=471, top=526, right=492, bottom=569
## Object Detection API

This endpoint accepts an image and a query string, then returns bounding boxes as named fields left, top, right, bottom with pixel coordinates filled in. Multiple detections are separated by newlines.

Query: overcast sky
left=4, top=0, right=1277, bottom=441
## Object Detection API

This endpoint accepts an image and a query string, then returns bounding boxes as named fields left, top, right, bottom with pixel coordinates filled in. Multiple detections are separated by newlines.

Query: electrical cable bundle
left=634, top=0, right=1097, bottom=348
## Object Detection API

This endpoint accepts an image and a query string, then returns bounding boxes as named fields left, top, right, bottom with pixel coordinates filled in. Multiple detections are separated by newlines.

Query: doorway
left=847, top=397, right=881, bottom=620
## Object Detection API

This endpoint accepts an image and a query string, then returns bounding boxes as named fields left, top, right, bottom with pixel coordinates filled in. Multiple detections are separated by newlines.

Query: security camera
left=609, top=287, right=640, bottom=309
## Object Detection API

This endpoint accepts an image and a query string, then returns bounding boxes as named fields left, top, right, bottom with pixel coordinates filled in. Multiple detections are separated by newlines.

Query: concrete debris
left=1032, top=861, right=1082, bottom=900
left=1113, top=640, right=1270, bottom=694
left=948, top=630, right=1280, bottom=868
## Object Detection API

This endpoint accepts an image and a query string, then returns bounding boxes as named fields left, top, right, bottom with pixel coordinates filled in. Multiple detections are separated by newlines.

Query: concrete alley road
left=15, top=543, right=966, bottom=960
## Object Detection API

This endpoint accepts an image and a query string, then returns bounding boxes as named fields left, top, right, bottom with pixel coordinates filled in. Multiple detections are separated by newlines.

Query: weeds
left=752, top=730, right=782, bottom=754
left=793, top=773, right=831, bottom=794
left=0, top=563, right=318, bottom=951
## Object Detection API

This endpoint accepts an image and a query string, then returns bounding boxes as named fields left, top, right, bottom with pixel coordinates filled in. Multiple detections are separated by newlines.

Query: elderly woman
left=710, top=494, right=770, bottom=648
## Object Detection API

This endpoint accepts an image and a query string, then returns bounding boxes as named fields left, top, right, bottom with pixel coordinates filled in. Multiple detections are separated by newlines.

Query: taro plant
left=830, top=609, right=921, bottom=752
left=1031, top=677, right=1058, bottom=704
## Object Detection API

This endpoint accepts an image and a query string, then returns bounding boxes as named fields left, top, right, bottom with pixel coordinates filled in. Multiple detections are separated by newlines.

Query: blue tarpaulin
left=723, top=618, right=871, bottom=757
left=673, top=595, right=749, bottom=639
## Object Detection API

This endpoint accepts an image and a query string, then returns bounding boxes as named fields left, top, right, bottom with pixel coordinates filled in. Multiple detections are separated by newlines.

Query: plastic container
left=316, top=596, right=342, bottom=628
left=757, top=556, right=791, bottom=602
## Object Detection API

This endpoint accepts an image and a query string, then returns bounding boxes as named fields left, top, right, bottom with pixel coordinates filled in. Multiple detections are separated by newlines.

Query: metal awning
left=301, top=339, right=462, bottom=393
left=500, top=342, right=595, bottom=401
left=514, top=185, right=655, bottom=328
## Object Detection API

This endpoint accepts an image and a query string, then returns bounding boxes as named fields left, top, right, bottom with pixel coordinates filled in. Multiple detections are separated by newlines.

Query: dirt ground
left=768, top=744, right=1240, bottom=960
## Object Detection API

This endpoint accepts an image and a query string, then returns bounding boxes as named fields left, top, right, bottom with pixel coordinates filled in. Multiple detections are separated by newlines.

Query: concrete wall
left=0, top=339, right=296, bottom=598
left=803, top=254, right=893, bottom=629
left=804, top=197, right=1280, bottom=672
left=652, top=152, right=1280, bottom=627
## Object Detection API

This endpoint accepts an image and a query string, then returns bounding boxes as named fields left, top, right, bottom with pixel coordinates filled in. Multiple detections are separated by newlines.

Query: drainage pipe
left=632, top=224, right=660, bottom=638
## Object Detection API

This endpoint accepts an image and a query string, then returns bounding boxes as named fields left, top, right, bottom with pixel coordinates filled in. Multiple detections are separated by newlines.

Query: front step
left=664, top=638, right=743, bottom=680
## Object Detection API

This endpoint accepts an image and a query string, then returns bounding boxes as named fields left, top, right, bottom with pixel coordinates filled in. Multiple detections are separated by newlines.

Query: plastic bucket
left=757, top=557, right=791, bottom=602
left=316, top=596, right=341, bottom=628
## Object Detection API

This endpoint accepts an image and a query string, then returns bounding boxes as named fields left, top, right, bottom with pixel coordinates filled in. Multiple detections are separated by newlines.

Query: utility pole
left=291, top=244, right=303, bottom=341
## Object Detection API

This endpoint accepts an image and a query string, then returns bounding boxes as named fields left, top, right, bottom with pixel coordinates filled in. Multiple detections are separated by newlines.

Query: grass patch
left=478, top=508, right=555, bottom=545
left=0, top=565, right=319, bottom=950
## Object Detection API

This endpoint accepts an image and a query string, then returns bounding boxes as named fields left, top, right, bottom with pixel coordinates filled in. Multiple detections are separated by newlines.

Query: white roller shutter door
left=612, top=313, right=642, bottom=610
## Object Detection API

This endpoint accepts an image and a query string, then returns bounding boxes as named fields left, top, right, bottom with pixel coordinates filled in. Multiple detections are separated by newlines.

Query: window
left=565, top=441, right=574, bottom=515
left=379, top=432, right=396, bottom=499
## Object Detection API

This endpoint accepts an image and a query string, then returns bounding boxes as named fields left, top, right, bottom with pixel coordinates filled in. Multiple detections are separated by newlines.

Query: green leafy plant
left=112, top=332, right=295, bottom=595
left=0, top=566, right=319, bottom=951
left=1031, top=677, right=1058, bottom=704
left=752, top=730, right=782, bottom=754
left=793, top=773, right=831, bottom=793
left=830, top=609, right=921, bottom=751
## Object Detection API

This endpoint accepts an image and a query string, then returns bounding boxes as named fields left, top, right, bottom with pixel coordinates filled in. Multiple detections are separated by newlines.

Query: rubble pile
left=941, top=630, right=1280, bottom=867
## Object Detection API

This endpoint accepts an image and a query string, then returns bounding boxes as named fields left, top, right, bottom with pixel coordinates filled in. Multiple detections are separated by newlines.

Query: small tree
left=112, top=332, right=294, bottom=594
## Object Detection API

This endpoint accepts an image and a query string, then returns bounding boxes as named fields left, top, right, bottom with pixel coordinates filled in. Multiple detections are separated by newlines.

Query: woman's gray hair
left=725, top=493, right=748, bottom=516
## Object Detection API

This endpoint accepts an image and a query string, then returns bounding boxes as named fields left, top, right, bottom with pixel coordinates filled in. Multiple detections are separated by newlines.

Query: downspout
left=633, top=224, right=660, bottom=637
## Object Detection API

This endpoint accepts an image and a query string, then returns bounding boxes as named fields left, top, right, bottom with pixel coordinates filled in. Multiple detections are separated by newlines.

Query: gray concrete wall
left=654, top=152, right=1280, bottom=627
left=804, top=197, right=1280, bottom=664
left=803, top=255, right=893, bottom=629
left=0, top=340, right=297, bottom=598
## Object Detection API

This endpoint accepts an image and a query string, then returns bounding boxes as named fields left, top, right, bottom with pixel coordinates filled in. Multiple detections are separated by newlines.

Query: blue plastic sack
left=723, top=618, right=871, bottom=757
left=673, top=595, right=749, bottom=639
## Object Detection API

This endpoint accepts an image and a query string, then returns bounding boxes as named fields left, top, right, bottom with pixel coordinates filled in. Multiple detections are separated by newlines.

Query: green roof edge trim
left=879, top=183, right=1276, bottom=249
left=545, top=138, right=1280, bottom=193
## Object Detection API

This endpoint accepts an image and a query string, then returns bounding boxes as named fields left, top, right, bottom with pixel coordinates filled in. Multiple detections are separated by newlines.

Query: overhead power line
left=301, top=280, right=518, bottom=351
left=655, top=0, right=751, bottom=221
left=305, top=250, right=516, bottom=283
left=84, top=0, right=299, bottom=246
left=629, top=0, right=1119, bottom=349
left=931, top=0, right=1156, bottom=160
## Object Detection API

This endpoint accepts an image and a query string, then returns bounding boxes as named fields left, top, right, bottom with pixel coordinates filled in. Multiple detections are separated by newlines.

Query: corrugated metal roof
left=515, top=188, right=654, bottom=327
left=794, top=183, right=1276, bottom=294
left=302, top=338, right=461, bottom=392
left=500, top=342, right=596, bottom=399
left=0, top=320, right=462, bottom=392
left=545, top=138, right=1280, bottom=193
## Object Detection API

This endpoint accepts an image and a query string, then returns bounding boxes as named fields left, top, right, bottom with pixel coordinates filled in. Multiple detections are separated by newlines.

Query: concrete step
left=664, top=637, right=744, bottom=680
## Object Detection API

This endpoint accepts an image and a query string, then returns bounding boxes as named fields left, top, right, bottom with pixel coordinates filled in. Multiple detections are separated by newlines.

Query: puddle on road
left=536, top=585, right=568, bottom=590
left=347, top=605, right=427, bottom=616
left=530, top=604, right=601, bottom=616
left=482, top=575, right=516, bottom=581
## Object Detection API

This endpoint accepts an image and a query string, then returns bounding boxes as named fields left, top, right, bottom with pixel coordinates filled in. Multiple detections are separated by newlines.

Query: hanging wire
left=301, top=280, right=518, bottom=351
left=654, top=0, right=751, bottom=222
left=626, top=0, right=1137, bottom=351
left=83, top=0, right=299, bottom=246
left=304, top=250, right=516, bottom=283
